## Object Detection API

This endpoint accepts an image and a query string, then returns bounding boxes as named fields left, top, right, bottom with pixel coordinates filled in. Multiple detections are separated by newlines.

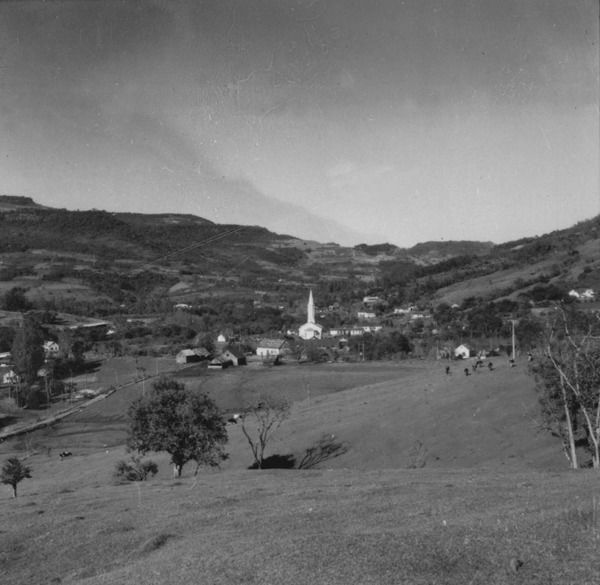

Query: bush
left=113, top=456, right=158, bottom=482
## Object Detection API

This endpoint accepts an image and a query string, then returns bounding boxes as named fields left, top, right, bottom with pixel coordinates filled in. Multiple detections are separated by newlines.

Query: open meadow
left=2, top=359, right=599, bottom=584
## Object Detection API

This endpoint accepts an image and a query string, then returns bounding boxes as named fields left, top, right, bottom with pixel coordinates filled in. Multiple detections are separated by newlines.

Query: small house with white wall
left=221, top=346, right=247, bottom=366
left=454, top=344, right=473, bottom=359
left=256, top=339, right=287, bottom=359
left=176, top=349, right=204, bottom=364
left=357, top=311, right=376, bottom=320
left=43, top=341, right=60, bottom=358
left=0, top=367, right=18, bottom=386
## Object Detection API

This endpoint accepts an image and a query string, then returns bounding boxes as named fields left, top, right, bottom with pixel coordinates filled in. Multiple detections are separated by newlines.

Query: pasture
left=2, top=359, right=598, bottom=584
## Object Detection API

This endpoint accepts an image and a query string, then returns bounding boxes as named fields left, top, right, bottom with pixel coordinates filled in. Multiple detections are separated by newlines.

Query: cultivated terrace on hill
left=1, top=195, right=598, bottom=315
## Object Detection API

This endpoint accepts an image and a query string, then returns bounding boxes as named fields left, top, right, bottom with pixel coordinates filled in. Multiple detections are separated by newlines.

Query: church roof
left=299, top=322, right=323, bottom=331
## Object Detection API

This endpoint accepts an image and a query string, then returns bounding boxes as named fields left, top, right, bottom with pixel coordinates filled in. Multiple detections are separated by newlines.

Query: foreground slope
left=1, top=360, right=594, bottom=585
left=2, top=462, right=599, bottom=585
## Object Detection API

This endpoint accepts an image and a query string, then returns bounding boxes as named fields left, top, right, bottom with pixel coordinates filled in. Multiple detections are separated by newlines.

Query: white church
left=298, top=290, right=323, bottom=340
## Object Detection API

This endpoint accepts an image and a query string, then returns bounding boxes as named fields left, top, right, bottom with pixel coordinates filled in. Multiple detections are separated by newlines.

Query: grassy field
left=2, top=359, right=598, bottom=584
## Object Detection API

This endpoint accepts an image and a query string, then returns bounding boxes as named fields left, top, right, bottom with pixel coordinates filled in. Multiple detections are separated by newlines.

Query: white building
left=454, top=344, right=472, bottom=359
left=357, top=311, right=376, bottom=320
left=256, top=339, right=286, bottom=358
left=298, top=290, right=323, bottom=340
left=363, top=296, right=382, bottom=305
left=569, top=289, right=596, bottom=301
left=43, top=341, right=60, bottom=358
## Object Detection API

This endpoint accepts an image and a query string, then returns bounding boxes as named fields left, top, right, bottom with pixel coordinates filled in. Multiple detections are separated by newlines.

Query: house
left=454, top=344, right=473, bottom=359
left=256, top=338, right=287, bottom=359
left=363, top=296, right=382, bottom=305
left=0, top=368, right=19, bottom=386
left=357, top=311, right=376, bottom=320
left=208, top=356, right=232, bottom=370
left=43, top=340, right=60, bottom=358
left=215, top=333, right=228, bottom=352
left=193, top=346, right=212, bottom=360
left=221, top=346, right=247, bottom=366
left=410, top=313, right=428, bottom=320
left=581, top=289, right=596, bottom=301
left=37, top=365, right=52, bottom=378
left=173, top=303, right=192, bottom=310
left=361, top=326, right=383, bottom=333
left=568, top=289, right=596, bottom=302
left=394, top=305, right=417, bottom=315
left=176, top=349, right=205, bottom=364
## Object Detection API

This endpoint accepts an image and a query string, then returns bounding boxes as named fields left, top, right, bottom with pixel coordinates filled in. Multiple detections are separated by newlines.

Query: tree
left=240, top=397, right=290, bottom=469
left=127, top=377, right=228, bottom=477
left=532, top=306, right=600, bottom=469
left=2, top=287, right=32, bottom=312
left=0, top=326, right=15, bottom=352
left=11, top=314, right=45, bottom=404
left=1, top=457, right=32, bottom=498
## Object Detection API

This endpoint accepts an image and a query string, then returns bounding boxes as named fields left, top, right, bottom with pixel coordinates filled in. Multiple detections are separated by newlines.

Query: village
left=1, top=282, right=598, bottom=408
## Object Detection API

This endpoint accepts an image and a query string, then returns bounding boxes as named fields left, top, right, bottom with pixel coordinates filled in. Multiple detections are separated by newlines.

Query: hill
left=0, top=195, right=45, bottom=211
left=425, top=215, right=600, bottom=306
left=0, top=196, right=499, bottom=317
left=3, top=196, right=598, bottom=315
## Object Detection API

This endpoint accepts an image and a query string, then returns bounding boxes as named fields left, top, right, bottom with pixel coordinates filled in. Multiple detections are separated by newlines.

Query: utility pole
left=511, top=319, right=517, bottom=361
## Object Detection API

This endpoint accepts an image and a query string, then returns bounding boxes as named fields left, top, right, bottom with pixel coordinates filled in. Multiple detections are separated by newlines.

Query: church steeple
left=298, top=289, right=323, bottom=340
left=307, top=289, right=315, bottom=324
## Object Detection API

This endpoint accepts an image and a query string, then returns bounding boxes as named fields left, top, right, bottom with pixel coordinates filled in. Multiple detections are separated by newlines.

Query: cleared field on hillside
left=1, top=358, right=564, bottom=471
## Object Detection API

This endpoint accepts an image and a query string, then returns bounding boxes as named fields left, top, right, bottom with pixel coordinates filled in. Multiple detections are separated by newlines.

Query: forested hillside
left=1, top=195, right=599, bottom=320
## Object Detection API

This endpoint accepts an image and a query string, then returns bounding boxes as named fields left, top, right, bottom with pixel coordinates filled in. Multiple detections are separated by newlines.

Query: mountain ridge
left=1, top=195, right=599, bottom=314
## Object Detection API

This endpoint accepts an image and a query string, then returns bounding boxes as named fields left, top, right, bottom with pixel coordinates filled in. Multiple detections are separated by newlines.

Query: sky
left=0, top=0, right=598, bottom=247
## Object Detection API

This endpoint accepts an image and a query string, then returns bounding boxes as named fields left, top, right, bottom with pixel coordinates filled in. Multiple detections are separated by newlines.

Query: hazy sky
left=1, top=0, right=598, bottom=246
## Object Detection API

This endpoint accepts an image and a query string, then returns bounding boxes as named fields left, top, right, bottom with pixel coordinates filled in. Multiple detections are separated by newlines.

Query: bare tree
left=297, top=433, right=348, bottom=469
left=533, top=306, right=600, bottom=469
left=240, top=397, right=290, bottom=469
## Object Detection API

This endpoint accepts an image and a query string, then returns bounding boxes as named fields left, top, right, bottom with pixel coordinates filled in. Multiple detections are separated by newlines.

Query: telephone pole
left=511, top=319, right=517, bottom=361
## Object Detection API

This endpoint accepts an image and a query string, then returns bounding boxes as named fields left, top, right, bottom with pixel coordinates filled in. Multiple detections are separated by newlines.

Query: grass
left=0, top=359, right=596, bottom=584
left=1, top=464, right=600, bottom=584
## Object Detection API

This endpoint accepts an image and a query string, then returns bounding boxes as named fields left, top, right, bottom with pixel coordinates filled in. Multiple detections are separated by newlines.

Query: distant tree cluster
left=348, top=331, right=411, bottom=360
left=1, top=287, right=32, bottom=312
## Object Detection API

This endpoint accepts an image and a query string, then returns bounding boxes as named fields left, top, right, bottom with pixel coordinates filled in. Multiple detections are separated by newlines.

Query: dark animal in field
left=464, top=368, right=470, bottom=376
left=509, top=557, right=524, bottom=573
left=488, top=362, right=494, bottom=371
left=445, top=366, right=450, bottom=375
left=59, top=451, right=72, bottom=459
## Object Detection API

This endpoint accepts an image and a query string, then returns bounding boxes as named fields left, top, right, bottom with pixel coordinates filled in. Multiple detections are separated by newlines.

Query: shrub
left=113, top=456, right=158, bottom=482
